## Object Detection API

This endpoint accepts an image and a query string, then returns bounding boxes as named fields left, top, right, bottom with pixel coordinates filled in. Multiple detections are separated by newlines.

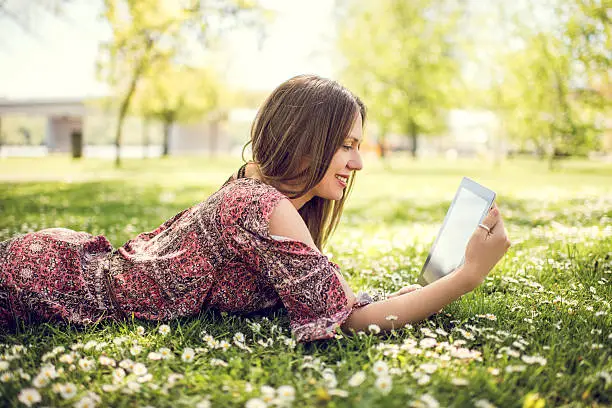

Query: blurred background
left=0, top=0, right=610, bottom=169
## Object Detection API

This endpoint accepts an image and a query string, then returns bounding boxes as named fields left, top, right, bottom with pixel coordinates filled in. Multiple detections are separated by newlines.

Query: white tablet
left=418, top=177, right=496, bottom=285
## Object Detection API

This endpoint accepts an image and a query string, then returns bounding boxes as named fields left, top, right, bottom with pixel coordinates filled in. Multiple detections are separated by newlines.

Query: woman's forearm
left=341, top=265, right=480, bottom=333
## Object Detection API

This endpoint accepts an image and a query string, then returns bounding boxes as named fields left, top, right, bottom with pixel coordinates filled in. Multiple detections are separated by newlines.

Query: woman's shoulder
left=215, top=178, right=288, bottom=225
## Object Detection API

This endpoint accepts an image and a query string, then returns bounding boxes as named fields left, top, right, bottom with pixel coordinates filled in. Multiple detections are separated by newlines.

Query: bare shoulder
left=269, top=198, right=318, bottom=251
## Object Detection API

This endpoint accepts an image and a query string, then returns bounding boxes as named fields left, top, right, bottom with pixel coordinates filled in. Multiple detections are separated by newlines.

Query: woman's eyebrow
left=345, top=136, right=361, bottom=143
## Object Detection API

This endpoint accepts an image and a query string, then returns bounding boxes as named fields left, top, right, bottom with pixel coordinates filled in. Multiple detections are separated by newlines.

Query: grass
left=0, top=155, right=610, bottom=408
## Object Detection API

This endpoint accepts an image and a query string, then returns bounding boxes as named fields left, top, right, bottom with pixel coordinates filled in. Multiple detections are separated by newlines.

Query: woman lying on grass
left=0, top=74, right=511, bottom=342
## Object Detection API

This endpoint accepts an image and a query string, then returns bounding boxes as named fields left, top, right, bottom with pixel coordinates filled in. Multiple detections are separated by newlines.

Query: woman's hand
left=387, top=284, right=422, bottom=298
left=459, top=203, right=511, bottom=289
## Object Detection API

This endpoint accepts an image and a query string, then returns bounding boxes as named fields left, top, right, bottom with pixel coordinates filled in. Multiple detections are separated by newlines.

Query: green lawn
left=0, top=155, right=610, bottom=408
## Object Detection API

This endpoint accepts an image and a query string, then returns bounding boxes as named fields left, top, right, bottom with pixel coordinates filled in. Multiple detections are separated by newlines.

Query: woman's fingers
left=388, top=284, right=422, bottom=298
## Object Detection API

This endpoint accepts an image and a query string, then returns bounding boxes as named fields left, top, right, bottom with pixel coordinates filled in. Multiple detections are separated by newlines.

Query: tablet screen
left=420, top=186, right=492, bottom=284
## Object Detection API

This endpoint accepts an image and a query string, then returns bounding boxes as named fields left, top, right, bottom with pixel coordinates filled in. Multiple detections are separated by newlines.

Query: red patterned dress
left=0, top=177, right=372, bottom=342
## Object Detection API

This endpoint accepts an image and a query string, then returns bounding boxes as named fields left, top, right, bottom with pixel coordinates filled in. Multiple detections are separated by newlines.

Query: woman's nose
left=348, top=151, right=363, bottom=171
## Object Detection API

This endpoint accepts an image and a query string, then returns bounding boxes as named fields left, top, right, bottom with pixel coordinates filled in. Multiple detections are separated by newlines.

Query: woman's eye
left=342, top=145, right=353, bottom=150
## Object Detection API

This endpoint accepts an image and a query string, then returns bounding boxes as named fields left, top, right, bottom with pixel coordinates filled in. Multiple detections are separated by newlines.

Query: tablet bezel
left=417, top=177, right=496, bottom=285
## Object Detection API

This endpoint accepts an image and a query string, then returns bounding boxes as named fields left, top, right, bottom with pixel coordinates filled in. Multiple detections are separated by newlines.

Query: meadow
left=0, top=155, right=610, bottom=408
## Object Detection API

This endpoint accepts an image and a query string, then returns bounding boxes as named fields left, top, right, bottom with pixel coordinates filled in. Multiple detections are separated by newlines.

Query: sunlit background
left=0, top=0, right=610, bottom=166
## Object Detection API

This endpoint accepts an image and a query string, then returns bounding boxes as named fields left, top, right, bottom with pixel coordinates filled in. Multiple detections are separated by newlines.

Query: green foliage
left=97, top=0, right=263, bottom=166
left=337, top=0, right=463, bottom=157
left=0, top=156, right=611, bottom=407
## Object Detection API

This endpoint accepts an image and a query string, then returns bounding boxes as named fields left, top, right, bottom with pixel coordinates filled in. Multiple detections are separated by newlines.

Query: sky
left=0, top=0, right=337, bottom=100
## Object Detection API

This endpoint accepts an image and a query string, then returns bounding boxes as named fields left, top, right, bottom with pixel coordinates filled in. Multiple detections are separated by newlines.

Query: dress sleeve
left=219, top=181, right=373, bottom=343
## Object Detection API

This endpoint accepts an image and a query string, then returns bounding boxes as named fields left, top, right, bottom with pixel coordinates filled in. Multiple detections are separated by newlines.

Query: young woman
left=0, top=74, right=511, bottom=342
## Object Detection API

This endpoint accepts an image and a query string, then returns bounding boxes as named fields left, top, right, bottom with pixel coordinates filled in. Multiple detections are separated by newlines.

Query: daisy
left=129, top=345, right=142, bottom=356
left=277, top=385, right=296, bottom=403
left=195, top=400, right=211, bottom=408
left=59, top=382, right=78, bottom=399
left=245, top=398, right=267, bottom=408
left=474, top=399, right=497, bottom=408
left=372, top=360, right=389, bottom=376
left=158, top=325, right=171, bottom=335
left=18, top=388, right=42, bottom=407
left=132, top=363, right=147, bottom=376
left=32, top=374, right=49, bottom=388
left=112, top=368, right=126, bottom=383
left=419, top=363, right=438, bottom=374
left=136, top=326, right=145, bottom=335
left=348, top=371, right=366, bottom=387
left=147, top=352, right=162, bottom=361
left=158, top=347, right=173, bottom=359
left=0, top=372, right=14, bottom=382
left=374, top=375, right=392, bottom=395
left=260, top=385, right=276, bottom=403
left=78, top=358, right=95, bottom=372
left=451, top=378, right=469, bottom=386
left=419, top=338, right=437, bottom=349
left=181, top=348, right=195, bottom=363
left=98, top=356, right=116, bottom=367
left=233, top=332, right=246, bottom=343
left=368, top=324, right=381, bottom=334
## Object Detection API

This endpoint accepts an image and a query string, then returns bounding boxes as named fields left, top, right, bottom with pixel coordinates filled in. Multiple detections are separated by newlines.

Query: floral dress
left=0, top=177, right=372, bottom=342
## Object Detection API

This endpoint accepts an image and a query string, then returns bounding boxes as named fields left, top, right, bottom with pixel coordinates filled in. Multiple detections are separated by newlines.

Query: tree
left=337, top=0, right=463, bottom=158
left=135, top=64, right=221, bottom=157
left=486, top=0, right=607, bottom=168
left=98, top=0, right=263, bottom=167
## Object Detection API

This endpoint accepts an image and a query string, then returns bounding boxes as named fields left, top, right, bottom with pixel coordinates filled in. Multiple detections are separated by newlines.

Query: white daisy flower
left=60, top=382, right=78, bottom=399
left=98, top=356, right=116, bottom=367
left=277, top=385, right=295, bottom=402
left=147, top=352, right=162, bottom=361
left=419, top=363, right=438, bottom=374
left=0, top=372, right=14, bottom=382
left=329, top=388, right=349, bottom=397
left=245, top=398, right=267, bottom=408
left=260, top=385, right=276, bottom=403
left=417, top=393, right=440, bottom=408
left=374, top=375, right=392, bottom=395
left=385, top=315, right=398, bottom=321
left=129, top=345, right=142, bottom=356
left=78, top=358, right=95, bottom=372
left=372, top=360, right=389, bottom=376
left=451, top=377, right=469, bottom=386
left=158, top=347, right=173, bottom=359
left=132, top=363, right=147, bottom=376
left=32, top=374, right=49, bottom=388
left=368, top=324, right=381, bottom=334
left=181, top=348, right=195, bottom=363
left=474, top=399, right=497, bottom=408
left=348, top=371, right=366, bottom=387
left=112, top=368, right=126, bottom=383
left=18, top=388, right=42, bottom=407
left=136, top=326, right=145, bottom=335
left=0, top=360, right=9, bottom=371
left=233, top=332, right=245, bottom=343
left=158, top=325, right=171, bottom=335
left=419, top=338, right=437, bottom=349
left=195, top=399, right=211, bottom=408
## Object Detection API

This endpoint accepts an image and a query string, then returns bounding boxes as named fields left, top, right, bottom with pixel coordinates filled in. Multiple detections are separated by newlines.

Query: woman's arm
left=343, top=204, right=510, bottom=334
left=341, top=265, right=478, bottom=332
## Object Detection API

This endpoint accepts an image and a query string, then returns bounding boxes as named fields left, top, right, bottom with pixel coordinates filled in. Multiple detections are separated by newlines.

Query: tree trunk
left=114, top=39, right=154, bottom=168
left=162, top=120, right=172, bottom=157
left=409, top=120, right=418, bottom=158
left=378, top=127, right=387, bottom=159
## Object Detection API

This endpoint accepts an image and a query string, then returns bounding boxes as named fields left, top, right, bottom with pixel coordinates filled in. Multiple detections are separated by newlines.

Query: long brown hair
left=243, top=74, right=366, bottom=250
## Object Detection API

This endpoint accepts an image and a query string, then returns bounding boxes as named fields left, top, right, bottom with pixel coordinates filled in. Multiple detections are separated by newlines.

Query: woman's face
left=311, top=113, right=364, bottom=201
